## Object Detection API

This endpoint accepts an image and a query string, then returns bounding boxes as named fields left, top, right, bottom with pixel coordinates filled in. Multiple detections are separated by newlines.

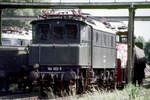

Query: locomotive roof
left=31, top=18, right=82, bottom=24
left=84, top=18, right=116, bottom=34
left=31, top=16, right=116, bottom=34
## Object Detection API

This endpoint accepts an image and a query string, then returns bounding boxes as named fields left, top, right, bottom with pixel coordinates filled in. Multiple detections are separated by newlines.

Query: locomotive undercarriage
left=19, top=65, right=115, bottom=95
left=16, top=65, right=116, bottom=96
left=94, top=69, right=116, bottom=90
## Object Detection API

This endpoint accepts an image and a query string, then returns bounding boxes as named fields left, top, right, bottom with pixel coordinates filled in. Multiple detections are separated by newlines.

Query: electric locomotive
left=28, top=9, right=117, bottom=91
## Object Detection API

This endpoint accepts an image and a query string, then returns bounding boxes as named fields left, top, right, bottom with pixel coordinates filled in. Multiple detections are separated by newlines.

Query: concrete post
left=0, top=9, right=2, bottom=45
left=127, top=4, right=135, bottom=83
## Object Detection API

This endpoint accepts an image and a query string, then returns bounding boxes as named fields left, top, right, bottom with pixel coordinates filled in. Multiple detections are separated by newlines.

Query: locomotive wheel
left=69, top=84, right=76, bottom=96
left=69, top=80, right=76, bottom=96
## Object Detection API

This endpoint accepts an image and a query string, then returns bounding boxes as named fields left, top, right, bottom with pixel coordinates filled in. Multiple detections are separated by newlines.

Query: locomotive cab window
left=65, top=24, right=77, bottom=40
left=120, top=35, right=127, bottom=43
left=116, top=34, right=127, bottom=43
left=38, top=24, right=50, bottom=41
left=54, top=26, right=63, bottom=40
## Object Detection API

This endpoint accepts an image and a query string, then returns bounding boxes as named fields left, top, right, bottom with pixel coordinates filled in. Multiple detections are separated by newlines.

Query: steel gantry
left=2, top=16, right=150, bottom=21
left=0, top=1, right=150, bottom=83
left=0, top=2, right=150, bottom=9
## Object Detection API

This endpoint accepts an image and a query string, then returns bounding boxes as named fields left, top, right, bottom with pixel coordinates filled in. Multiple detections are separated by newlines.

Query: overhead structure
left=0, top=9, right=2, bottom=45
left=0, top=1, right=150, bottom=83
left=2, top=16, right=150, bottom=21
left=0, top=2, right=150, bottom=9
left=94, top=16, right=150, bottom=21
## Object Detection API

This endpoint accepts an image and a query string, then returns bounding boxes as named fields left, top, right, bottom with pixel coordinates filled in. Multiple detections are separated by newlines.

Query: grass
left=44, top=84, right=150, bottom=100
left=9, top=81, right=150, bottom=100
left=78, top=84, right=150, bottom=100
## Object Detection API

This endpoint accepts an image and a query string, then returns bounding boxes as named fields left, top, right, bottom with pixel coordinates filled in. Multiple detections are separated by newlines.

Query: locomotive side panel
left=78, top=25, right=91, bottom=67
left=78, top=46, right=91, bottom=66
left=92, top=29, right=116, bottom=69
left=93, top=48, right=116, bottom=68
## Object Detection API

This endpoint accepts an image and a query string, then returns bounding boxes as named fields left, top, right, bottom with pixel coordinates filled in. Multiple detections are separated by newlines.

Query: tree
left=144, top=40, right=150, bottom=64
left=135, top=36, right=145, bottom=43
left=2, top=0, right=49, bottom=28
left=2, top=8, right=28, bottom=28
left=135, top=36, right=145, bottom=49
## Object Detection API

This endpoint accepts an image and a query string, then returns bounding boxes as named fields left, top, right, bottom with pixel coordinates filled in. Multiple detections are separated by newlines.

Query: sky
left=82, top=9, right=150, bottom=42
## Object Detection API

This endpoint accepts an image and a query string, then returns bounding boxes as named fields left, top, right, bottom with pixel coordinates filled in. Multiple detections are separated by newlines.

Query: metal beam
left=0, top=2, right=150, bottom=9
left=0, top=9, right=2, bottom=45
left=94, top=16, right=150, bottom=21
left=2, top=16, right=38, bottom=21
left=127, top=4, right=135, bottom=83
left=2, top=16, right=150, bottom=21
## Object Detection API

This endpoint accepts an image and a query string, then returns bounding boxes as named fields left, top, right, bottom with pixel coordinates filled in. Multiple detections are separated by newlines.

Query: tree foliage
left=1, top=0, right=49, bottom=28
left=135, top=36, right=145, bottom=43
left=135, top=36, right=150, bottom=64
left=135, top=36, right=145, bottom=49
left=144, top=40, right=150, bottom=64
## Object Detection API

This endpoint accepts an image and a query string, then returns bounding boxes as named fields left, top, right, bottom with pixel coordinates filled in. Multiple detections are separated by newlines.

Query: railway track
left=0, top=92, right=76, bottom=100
left=0, top=92, right=38, bottom=100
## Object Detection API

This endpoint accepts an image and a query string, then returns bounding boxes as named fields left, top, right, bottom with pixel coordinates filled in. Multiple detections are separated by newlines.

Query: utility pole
left=0, top=9, right=2, bottom=45
left=127, top=4, right=135, bottom=83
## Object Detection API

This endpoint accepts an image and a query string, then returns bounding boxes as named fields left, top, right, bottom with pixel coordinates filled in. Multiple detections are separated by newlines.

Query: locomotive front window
left=54, top=26, right=63, bottom=40
left=66, top=24, right=77, bottom=40
left=38, top=24, right=50, bottom=40
left=120, top=35, right=127, bottom=43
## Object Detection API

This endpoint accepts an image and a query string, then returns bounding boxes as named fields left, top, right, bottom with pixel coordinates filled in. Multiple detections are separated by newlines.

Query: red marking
left=39, top=9, right=85, bottom=19
left=117, top=59, right=122, bottom=83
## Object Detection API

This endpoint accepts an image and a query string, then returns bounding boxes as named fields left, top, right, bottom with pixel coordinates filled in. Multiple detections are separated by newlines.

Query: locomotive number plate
left=48, top=67, right=62, bottom=71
